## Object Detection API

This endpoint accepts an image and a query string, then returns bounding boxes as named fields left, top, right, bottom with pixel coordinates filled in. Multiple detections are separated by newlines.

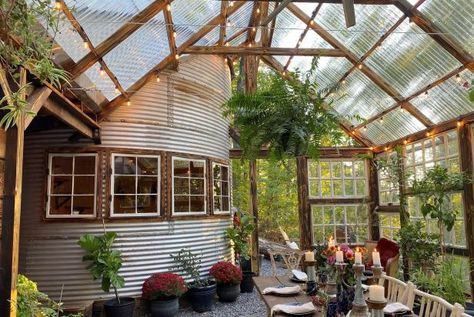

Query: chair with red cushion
left=366, top=238, right=400, bottom=277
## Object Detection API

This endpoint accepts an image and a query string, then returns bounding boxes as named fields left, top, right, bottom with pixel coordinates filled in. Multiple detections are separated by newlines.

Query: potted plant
left=78, top=232, right=134, bottom=317
left=226, top=211, right=256, bottom=292
left=141, top=272, right=187, bottom=317
left=210, top=261, right=242, bottom=302
left=170, top=249, right=216, bottom=313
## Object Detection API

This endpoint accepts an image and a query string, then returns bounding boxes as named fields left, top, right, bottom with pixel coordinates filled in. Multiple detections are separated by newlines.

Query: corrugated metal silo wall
left=20, top=55, right=232, bottom=307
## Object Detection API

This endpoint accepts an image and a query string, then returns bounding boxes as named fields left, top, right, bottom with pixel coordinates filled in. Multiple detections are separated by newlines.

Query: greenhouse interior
left=1, top=0, right=474, bottom=316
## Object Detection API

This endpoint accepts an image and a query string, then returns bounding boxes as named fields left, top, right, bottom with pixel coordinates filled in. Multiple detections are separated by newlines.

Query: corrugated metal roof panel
left=366, top=19, right=462, bottom=98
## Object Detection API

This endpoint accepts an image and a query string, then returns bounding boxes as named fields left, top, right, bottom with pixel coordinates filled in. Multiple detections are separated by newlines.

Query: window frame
left=46, top=153, right=98, bottom=219
left=212, top=162, right=231, bottom=215
left=171, top=156, right=207, bottom=216
left=110, top=153, right=161, bottom=218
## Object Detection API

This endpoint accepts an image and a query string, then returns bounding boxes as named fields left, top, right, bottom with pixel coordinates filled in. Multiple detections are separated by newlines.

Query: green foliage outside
left=78, top=232, right=125, bottom=302
left=0, top=1, right=69, bottom=129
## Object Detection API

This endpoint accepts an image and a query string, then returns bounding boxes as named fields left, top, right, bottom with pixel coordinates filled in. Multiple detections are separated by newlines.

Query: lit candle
left=369, top=285, right=385, bottom=302
left=355, top=247, right=362, bottom=265
left=328, top=236, right=336, bottom=248
left=335, top=247, right=344, bottom=263
left=372, top=248, right=381, bottom=267
left=305, top=251, right=315, bottom=262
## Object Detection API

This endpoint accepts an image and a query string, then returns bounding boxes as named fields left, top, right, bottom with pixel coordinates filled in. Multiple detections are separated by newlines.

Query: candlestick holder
left=371, top=265, right=384, bottom=284
left=350, top=264, right=368, bottom=317
left=305, top=260, right=318, bottom=296
left=365, top=298, right=387, bottom=317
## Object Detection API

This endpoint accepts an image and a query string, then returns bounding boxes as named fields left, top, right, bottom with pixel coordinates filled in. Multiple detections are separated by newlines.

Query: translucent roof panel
left=366, top=19, right=461, bottom=98
left=300, top=30, right=333, bottom=49
left=65, top=0, right=152, bottom=46
left=226, top=2, right=253, bottom=44
left=410, top=70, right=474, bottom=124
left=330, top=69, right=394, bottom=124
left=419, top=0, right=474, bottom=55
left=274, top=56, right=290, bottom=67
left=289, top=57, right=352, bottom=91
left=229, top=32, right=247, bottom=47
left=171, top=0, right=221, bottom=47
left=362, top=109, right=426, bottom=144
left=315, top=4, right=403, bottom=57
left=103, top=12, right=170, bottom=90
left=195, top=27, right=220, bottom=46
left=272, top=8, right=307, bottom=48
left=84, top=62, right=117, bottom=101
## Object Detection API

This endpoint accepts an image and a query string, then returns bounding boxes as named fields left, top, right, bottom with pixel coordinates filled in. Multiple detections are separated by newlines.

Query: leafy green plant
left=15, top=274, right=61, bottom=317
left=396, top=221, right=440, bottom=272
left=78, top=232, right=125, bottom=303
left=226, top=210, right=255, bottom=260
left=0, top=1, right=69, bottom=129
left=412, top=165, right=472, bottom=253
left=170, top=249, right=209, bottom=288
left=223, top=58, right=344, bottom=161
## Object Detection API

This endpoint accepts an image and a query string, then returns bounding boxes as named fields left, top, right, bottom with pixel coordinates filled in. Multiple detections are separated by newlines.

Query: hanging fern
left=223, top=57, right=345, bottom=161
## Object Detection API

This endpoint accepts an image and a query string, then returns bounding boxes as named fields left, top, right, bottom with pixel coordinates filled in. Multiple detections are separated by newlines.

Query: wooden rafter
left=163, top=2, right=178, bottom=70
left=394, top=0, right=474, bottom=71
left=260, top=0, right=292, bottom=26
left=284, top=3, right=323, bottom=70
left=24, top=87, right=52, bottom=128
left=183, top=46, right=345, bottom=56
left=260, top=55, right=374, bottom=147
left=219, top=1, right=228, bottom=45
left=100, top=1, right=247, bottom=119
left=247, top=0, right=395, bottom=3
left=247, top=1, right=263, bottom=44
left=261, top=0, right=280, bottom=47
left=287, top=2, right=434, bottom=128
left=68, top=0, right=171, bottom=78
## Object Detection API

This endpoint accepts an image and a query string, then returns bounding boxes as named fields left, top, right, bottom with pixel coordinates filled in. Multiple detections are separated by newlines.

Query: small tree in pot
left=142, top=273, right=187, bottom=317
left=171, top=249, right=216, bottom=313
left=210, top=261, right=243, bottom=302
left=78, top=232, right=134, bottom=317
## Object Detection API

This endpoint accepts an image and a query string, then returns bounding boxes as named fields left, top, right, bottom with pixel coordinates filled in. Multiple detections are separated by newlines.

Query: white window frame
left=377, top=151, right=400, bottom=206
left=111, top=153, right=161, bottom=217
left=46, top=153, right=97, bottom=219
left=308, top=159, right=369, bottom=199
left=172, top=157, right=207, bottom=216
left=378, top=212, right=401, bottom=240
left=212, top=162, right=231, bottom=215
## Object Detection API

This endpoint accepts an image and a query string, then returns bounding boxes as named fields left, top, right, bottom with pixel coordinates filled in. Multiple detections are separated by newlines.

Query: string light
left=173, top=31, right=177, bottom=38
left=224, top=57, right=228, bottom=63
left=225, top=42, right=229, bottom=46
left=380, top=116, right=384, bottom=123
left=252, top=27, right=256, bottom=32
left=400, top=106, right=406, bottom=113
left=126, top=100, right=131, bottom=106
left=156, top=74, right=160, bottom=83
left=309, top=20, right=315, bottom=26
left=229, top=1, right=234, bottom=7
left=256, top=8, right=260, bottom=14
left=114, top=86, right=119, bottom=94
left=369, top=147, right=374, bottom=151
left=357, top=64, right=363, bottom=70
left=83, top=41, right=89, bottom=49
left=403, top=139, right=408, bottom=145
left=99, top=66, right=105, bottom=77
left=175, top=54, right=180, bottom=60
left=409, top=18, right=416, bottom=27
left=341, top=79, right=347, bottom=85
left=54, top=0, right=62, bottom=10
left=248, top=42, right=252, bottom=47
left=455, top=74, right=462, bottom=83
left=166, top=3, right=171, bottom=11
left=457, top=121, right=463, bottom=127
left=330, top=92, right=335, bottom=97
left=384, top=147, right=389, bottom=152
left=352, top=131, right=356, bottom=135
left=363, top=126, right=367, bottom=131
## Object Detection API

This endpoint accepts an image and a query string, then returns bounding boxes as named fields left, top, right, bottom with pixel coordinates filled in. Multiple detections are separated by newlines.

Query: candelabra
left=371, top=265, right=383, bottom=284
left=305, top=260, right=318, bottom=296
left=350, top=263, right=368, bottom=317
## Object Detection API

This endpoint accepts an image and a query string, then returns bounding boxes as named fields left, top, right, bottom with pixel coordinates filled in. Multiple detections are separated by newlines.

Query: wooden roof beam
left=249, top=0, right=394, bottom=3
left=68, top=0, right=171, bottom=78
left=247, top=1, right=263, bottom=44
left=183, top=46, right=346, bottom=56
left=24, top=87, right=52, bottom=129
left=260, top=0, right=292, bottom=26
left=394, top=0, right=474, bottom=70
left=219, top=1, right=229, bottom=45
left=99, top=1, right=246, bottom=119
left=163, top=3, right=178, bottom=70
left=287, top=2, right=434, bottom=128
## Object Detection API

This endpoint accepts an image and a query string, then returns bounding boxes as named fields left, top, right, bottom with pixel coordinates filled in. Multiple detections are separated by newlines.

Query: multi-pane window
left=111, top=154, right=160, bottom=216
left=212, top=163, right=230, bottom=214
left=172, top=157, right=206, bottom=215
left=312, top=205, right=369, bottom=244
left=308, top=160, right=368, bottom=198
left=378, top=213, right=401, bottom=240
left=377, top=151, right=400, bottom=206
left=47, top=153, right=97, bottom=218
left=404, top=131, right=459, bottom=185
left=408, top=193, right=466, bottom=248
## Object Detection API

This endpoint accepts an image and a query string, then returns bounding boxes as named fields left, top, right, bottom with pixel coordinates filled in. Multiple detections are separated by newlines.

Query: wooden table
left=253, top=276, right=322, bottom=317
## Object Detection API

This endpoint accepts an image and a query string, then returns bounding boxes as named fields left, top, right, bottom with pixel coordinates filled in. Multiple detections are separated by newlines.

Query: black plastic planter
left=103, top=297, right=135, bottom=317
left=465, top=302, right=474, bottom=316
left=216, top=283, right=240, bottom=302
left=240, top=272, right=256, bottom=293
left=187, top=281, right=216, bottom=313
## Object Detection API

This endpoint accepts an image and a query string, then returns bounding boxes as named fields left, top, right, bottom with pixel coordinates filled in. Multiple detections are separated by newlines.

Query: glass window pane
left=114, top=195, right=136, bottom=214
left=405, top=145, right=414, bottom=166
left=336, top=225, right=346, bottom=243
left=174, top=178, right=189, bottom=195
left=174, top=196, right=189, bottom=213
left=332, top=162, right=342, bottom=178
left=52, top=156, right=73, bottom=174
left=74, top=176, right=95, bottom=194
left=309, top=161, right=319, bottom=178
left=343, top=161, right=353, bottom=177
left=137, top=195, right=158, bottom=213
left=190, top=196, right=205, bottom=212
left=347, top=225, right=357, bottom=244
left=309, top=180, right=320, bottom=197
left=346, top=206, right=357, bottom=224
left=321, top=180, right=331, bottom=197
left=72, top=196, right=94, bottom=215
left=174, top=160, right=189, bottom=177
left=314, top=227, right=325, bottom=244
left=214, top=196, right=222, bottom=211
left=344, top=179, right=354, bottom=196
left=115, top=156, right=136, bottom=175
left=190, top=161, right=204, bottom=178
left=214, top=181, right=222, bottom=196
left=424, top=139, right=433, bottom=162
left=222, top=181, right=229, bottom=196
left=335, top=207, right=345, bottom=224
left=50, top=196, right=71, bottom=215
left=434, top=136, right=446, bottom=159
left=221, top=166, right=229, bottom=181
left=52, top=176, right=72, bottom=194
left=324, top=208, right=334, bottom=225
left=190, top=179, right=205, bottom=195
left=448, top=158, right=460, bottom=173
left=114, top=176, right=135, bottom=194
left=320, top=162, right=330, bottom=178
left=447, top=131, right=459, bottom=155
left=213, top=165, right=221, bottom=180
left=75, top=156, right=96, bottom=174
left=414, top=142, right=423, bottom=163
left=354, top=161, right=365, bottom=177
left=222, top=196, right=230, bottom=212
left=333, top=180, right=343, bottom=196
left=356, top=179, right=366, bottom=196
left=137, top=157, right=158, bottom=175
left=138, top=177, right=158, bottom=194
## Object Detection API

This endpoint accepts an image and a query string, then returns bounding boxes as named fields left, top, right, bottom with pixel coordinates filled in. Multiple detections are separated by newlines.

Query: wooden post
left=368, top=159, right=380, bottom=241
left=458, top=123, right=474, bottom=298
left=395, top=147, right=410, bottom=281
left=0, top=121, right=25, bottom=317
left=296, top=156, right=313, bottom=251
left=249, top=160, right=259, bottom=274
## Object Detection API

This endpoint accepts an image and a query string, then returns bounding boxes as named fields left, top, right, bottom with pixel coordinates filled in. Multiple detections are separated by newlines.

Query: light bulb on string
left=166, top=3, right=171, bottom=11
left=114, top=86, right=119, bottom=94
left=455, top=74, right=462, bottom=83
left=380, top=117, right=384, bottom=123
left=229, top=1, right=234, bottom=7
left=83, top=41, right=89, bottom=49
left=156, top=74, right=160, bottom=83
left=357, top=64, right=363, bottom=70
left=363, top=126, right=367, bottom=132
left=256, top=8, right=260, bottom=14
left=99, top=66, right=105, bottom=77
left=54, top=0, right=62, bottom=10
left=126, top=100, right=131, bottom=106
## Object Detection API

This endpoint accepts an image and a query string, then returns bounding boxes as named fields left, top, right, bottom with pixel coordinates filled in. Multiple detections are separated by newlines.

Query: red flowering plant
left=209, top=261, right=243, bottom=285
left=142, top=272, right=188, bottom=301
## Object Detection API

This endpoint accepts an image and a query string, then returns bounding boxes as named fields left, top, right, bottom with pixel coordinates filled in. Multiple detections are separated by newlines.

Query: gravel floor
left=177, top=258, right=287, bottom=317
